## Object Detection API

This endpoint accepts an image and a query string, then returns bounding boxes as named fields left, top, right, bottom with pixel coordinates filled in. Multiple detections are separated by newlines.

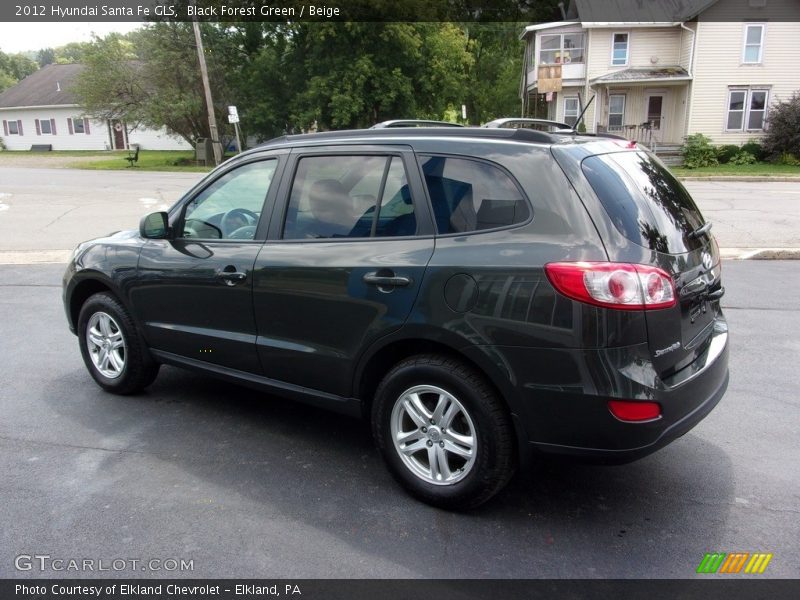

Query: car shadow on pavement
left=43, top=365, right=735, bottom=578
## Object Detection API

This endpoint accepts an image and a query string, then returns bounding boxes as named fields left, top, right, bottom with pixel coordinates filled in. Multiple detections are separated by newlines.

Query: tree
left=0, top=50, right=38, bottom=92
left=763, top=92, right=800, bottom=161
left=75, top=25, right=239, bottom=147
left=37, top=48, right=55, bottom=67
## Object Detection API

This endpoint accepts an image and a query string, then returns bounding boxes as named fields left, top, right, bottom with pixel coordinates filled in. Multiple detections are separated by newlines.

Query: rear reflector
left=545, top=262, right=676, bottom=310
left=608, top=400, right=662, bottom=422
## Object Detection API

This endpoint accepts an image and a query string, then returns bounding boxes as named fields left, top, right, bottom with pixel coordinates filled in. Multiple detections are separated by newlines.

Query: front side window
left=726, top=89, right=768, bottom=130
left=282, top=155, right=416, bottom=240
left=420, top=156, right=529, bottom=234
left=539, top=33, right=585, bottom=64
left=743, top=24, right=764, bottom=63
left=564, top=97, right=580, bottom=127
left=7, top=120, right=19, bottom=135
left=612, top=33, right=629, bottom=66
left=181, top=159, right=277, bottom=240
left=72, top=117, right=85, bottom=134
left=39, top=119, right=52, bottom=135
left=608, top=94, right=626, bottom=129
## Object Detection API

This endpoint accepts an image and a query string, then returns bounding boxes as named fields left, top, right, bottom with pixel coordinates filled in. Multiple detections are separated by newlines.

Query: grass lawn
left=73, top=150, right=214, bottom=172
left=671, top=162, right=800, bottom=177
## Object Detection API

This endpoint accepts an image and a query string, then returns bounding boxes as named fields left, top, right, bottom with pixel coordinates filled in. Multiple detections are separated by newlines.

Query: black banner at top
left=1, top=0, right=563, bottom=23
left=4, top=0, right=799, bottom=23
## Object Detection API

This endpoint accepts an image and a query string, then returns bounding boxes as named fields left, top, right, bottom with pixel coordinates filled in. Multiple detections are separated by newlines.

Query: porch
left=590, top=67, right=692, bottom=150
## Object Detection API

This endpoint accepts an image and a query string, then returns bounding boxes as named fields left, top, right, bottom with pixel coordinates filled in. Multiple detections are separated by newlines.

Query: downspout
left=680, top=21, right=696, bottom=140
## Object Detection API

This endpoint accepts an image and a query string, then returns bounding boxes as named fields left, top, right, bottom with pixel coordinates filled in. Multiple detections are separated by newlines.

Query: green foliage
left=0, top=50, right=38, bottom=92
left=730, top=150, right=756, bottom=165
left=0, top=137, right=6, bottom=151
left=37, top=48, right=55, bottom=67
left=763, top=92, right=800, bottom=160
left=716, top=144, right=740, bottom=164
left=682, top=134, right=719, bottom=169
left=741, top=139, right=766, bottom=162
left=777, top=152, right=800, bottom=166
left=577, top=121, right=586, bottom=133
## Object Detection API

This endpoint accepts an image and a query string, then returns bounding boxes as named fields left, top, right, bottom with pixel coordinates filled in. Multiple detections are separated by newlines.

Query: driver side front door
left=131, top=155, right=283, bottom=374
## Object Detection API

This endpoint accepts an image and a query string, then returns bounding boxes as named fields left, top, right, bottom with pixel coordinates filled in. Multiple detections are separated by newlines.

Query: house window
left=73, top=117, right=85, bottom=134
left=39, top=119, right=52, bottom=135
left=608, top=94, right=626, bottom=129
left=564, top=97, right=580, bottom=126
left=539, top=33, right=585, bottom=64
left=611, top=33, right=629, bottom=66
left=742, top=24, right=764, bottom=64
left=726, top=88, right=768, bottom=130
left=8, top=120, right=19, bottom=135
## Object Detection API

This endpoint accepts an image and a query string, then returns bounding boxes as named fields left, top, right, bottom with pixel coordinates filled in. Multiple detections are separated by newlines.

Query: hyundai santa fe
left=63, top=127, right=729, bottom=509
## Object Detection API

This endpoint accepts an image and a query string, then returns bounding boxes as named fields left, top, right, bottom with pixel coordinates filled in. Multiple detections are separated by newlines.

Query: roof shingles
left=0, top=63, right=84, bottom=109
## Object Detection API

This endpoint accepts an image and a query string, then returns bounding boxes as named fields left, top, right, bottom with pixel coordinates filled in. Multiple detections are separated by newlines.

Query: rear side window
left=420, top=155, right=529, bottom=234
left=581, top=151, right=706, bottom=253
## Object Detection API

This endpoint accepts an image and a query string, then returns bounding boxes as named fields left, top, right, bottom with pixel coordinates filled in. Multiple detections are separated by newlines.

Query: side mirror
left=139, top=211, right=171, bottom=239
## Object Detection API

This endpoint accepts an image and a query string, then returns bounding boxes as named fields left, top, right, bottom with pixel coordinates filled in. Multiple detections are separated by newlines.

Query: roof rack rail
left=370, top=119, right=465, bottom=129
left=483, top=118, right=574, bottom=132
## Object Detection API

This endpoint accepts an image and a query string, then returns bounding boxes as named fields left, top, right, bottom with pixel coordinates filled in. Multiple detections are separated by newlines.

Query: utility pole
left=192, top=18, right=222, bottom=166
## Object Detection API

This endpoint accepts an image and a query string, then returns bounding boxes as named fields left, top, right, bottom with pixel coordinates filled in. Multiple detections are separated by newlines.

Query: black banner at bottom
left=3, top=579, right=800, bottom=600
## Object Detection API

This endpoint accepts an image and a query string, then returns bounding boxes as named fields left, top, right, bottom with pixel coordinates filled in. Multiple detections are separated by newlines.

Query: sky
left=0, top=22, right=143, bottom=54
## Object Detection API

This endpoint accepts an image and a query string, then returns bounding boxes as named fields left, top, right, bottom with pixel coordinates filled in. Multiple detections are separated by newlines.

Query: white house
left=520, top=0, right=800, bottom=147
left=0, top=63, right=191, bottom=151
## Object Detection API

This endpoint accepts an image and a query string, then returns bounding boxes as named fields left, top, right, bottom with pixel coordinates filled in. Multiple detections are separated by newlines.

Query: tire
left=372, top=354, right=516, bottom=510
left=77, top=292, right=159, bottom=395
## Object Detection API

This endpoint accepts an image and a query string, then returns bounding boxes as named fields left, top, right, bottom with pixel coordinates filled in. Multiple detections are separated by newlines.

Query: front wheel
left=77, top=292, right=159, bottom=394
left=372, top=355, right=516, bottom=509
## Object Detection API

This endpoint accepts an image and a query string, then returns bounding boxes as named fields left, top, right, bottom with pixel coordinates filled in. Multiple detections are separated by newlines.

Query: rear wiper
left=688, top=221, right=713, bottom=239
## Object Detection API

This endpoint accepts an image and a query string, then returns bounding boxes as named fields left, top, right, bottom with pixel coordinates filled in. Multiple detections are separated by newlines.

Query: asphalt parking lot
left=0, top=260, right=798, bottom=578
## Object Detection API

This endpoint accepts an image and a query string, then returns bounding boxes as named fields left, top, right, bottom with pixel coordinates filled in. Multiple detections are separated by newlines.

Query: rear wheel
left=372, top=354, right=516, bottom=509
left=77, top=292, right=159, bottom=394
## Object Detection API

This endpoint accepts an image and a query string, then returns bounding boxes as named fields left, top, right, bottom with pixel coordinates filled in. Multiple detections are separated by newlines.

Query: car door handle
left=217, top=269, right=247, bottom=285
left=363, top=272, right=412, bottom=287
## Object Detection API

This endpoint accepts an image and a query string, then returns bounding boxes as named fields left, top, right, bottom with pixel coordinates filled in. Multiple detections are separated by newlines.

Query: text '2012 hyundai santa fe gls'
left=63, top=127, right=728, bottom=509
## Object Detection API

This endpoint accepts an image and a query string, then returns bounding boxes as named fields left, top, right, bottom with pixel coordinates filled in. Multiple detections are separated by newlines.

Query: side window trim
left=171, top=155, right=284, bottom=243
left=265, top=146, right=435, bottom=242
left=415, top=152, right=533, bottom=237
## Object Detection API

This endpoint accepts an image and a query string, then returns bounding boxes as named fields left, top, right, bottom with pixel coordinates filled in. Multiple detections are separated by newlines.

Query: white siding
left=128, top=127, right=191, bottom=151
left=0, top=106, right=191, bottom=151
left=0, top=107, right=109, bottom=151
left=679, top=22, right=696, bottom=72
left=690, top=10, right=800, bottom=145
left=585, top=28, right=682, bottom=79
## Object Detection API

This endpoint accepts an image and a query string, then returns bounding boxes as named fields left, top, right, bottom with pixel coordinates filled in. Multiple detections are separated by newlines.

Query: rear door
left=252, top=145, right=435, bottom=397
left=578, top=150, right=722, bottom=378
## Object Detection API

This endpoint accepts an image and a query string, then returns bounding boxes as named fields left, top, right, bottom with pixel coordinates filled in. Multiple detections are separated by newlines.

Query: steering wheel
left=220, top=208, right=259, bottom=238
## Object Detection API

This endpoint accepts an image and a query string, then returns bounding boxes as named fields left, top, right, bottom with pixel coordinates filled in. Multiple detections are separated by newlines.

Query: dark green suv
left=63, top=127, right=729, bottom=509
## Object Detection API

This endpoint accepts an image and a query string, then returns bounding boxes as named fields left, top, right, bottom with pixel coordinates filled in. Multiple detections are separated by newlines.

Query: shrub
left=716, top=144, right=740, bottom=164
left=741, top=140, right=766, bottom=162
left=682, top=133, right=719, bottom=168
left=777, top=152, right=800, bottom=166
left=0, top=137, right=6, bottom=151
left=763, top=92, right=800, bottom=160
left=730, top=151, right=756, bottom=165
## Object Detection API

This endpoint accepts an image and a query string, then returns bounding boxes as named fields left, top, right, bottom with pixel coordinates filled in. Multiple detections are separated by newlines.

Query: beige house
left=520, top=0, right=800, bottom=148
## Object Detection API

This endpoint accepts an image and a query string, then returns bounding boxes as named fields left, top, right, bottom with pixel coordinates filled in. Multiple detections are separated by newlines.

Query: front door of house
left=646, top=95, right=663, bottom=130
left=110, top=120, right=126, bottom=149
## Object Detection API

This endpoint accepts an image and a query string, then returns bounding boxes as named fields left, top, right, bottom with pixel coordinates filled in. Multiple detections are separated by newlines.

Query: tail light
left=545, top=262, right=676, bottom=310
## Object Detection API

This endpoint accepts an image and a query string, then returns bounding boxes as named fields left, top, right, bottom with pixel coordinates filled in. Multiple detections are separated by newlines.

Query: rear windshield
left=581, top=151, right=706, bottom=254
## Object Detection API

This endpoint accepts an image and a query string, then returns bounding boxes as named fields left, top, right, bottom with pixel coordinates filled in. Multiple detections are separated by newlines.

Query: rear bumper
left=494, top=314, right=730, bottom=463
